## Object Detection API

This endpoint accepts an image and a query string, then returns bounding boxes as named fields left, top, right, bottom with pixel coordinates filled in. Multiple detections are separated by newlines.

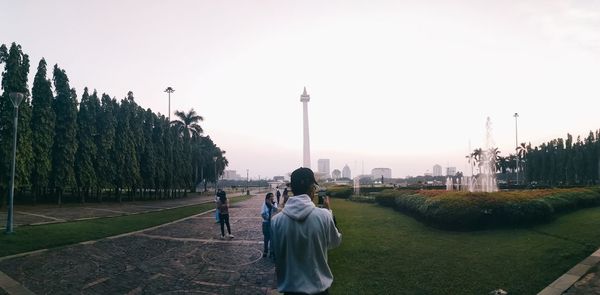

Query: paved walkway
left=0, top=191, right=250, bottom=228
left=538, top=247, right=600, bottom=295
left=0, top=194, right=278, bottom=294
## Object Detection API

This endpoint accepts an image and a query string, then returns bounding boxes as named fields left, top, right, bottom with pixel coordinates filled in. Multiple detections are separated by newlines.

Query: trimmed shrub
left=359, top=187, right=390, bottom=194
left=349, top=195, right=377, bottom=203
left=375, top=189, right=415, bottom=208
left=371, top=188, right=600, bottom=230
left=327, top=185, right=353, bottom=199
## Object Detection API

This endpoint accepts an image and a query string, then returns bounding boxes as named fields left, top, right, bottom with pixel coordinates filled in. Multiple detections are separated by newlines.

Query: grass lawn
left=0, top=196, right=251, bottom=258
left=329, top=198, right=600, bottom=294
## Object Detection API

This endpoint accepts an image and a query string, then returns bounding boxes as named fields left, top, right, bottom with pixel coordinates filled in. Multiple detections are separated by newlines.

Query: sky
left=1, top=0, right=600, bottom=179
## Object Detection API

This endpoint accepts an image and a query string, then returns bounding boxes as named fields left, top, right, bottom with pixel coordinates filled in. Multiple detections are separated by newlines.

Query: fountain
left=467, top=117, right=498, bottom=192
left=353, top=176, right=360, bottom=195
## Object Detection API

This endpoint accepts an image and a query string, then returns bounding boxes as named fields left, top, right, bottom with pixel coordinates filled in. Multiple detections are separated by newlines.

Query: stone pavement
left=538, top=247, right=600, bottom=295
left=0, top=193, right=278, bottom=294
left=0, top=191, right=249, bottom=228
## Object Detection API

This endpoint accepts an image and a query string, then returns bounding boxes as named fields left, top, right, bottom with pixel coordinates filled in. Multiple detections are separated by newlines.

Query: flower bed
left=372, top=187, right=600, bottom=230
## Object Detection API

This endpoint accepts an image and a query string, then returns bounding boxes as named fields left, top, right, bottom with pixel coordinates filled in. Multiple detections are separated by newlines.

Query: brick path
left=0, top=191, right=248, bottom=227
left=0, top=194, right=278, bottom=294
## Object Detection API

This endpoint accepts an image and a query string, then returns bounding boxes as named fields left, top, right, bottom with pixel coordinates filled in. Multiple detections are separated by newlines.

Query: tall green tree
left=114, top=93, right=141, bottom=200
left=75, top=88, right=99, bottom=202
left=51, top=65, right=78, bottom=204
left=172, top=109, right=203, bottom=192
left=152, top=114, right=168, bottom=198
left=0, top=42, right=33, bottom=206
left=95, top=94, right=117, bottom=201
left=140, top=109, right=156, bottom=198
left=30, top=58, right=55, bottom=203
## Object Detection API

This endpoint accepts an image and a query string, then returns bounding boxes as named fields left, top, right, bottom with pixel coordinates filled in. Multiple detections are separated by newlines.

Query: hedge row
left=327, top=185, right=353, bottom=199
left=372, top=188, right=600, bottom=230
left=326, top=185, right=391, bottom=199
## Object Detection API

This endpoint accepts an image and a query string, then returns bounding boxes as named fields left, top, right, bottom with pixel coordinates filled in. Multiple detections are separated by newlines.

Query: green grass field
left=0, top=196, right=251, bottom=258
left=329, top=198, right=600, bottom=294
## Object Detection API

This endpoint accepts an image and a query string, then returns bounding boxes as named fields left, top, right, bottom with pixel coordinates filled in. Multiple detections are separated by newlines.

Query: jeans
left=262, top=222, right=271, bottom=253
left=219, top=213, right=230, bottom=236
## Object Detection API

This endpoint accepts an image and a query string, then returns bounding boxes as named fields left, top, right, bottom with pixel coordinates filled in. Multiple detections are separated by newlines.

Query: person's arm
left=327, top=211, right=342, bottom=249
left=261, top=204, right=269, bottom=220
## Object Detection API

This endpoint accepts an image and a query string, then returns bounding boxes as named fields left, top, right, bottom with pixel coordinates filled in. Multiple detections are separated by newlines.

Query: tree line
left=0, top=42, right=228, bottom=205
left=468, top=131, right=600, bottom=186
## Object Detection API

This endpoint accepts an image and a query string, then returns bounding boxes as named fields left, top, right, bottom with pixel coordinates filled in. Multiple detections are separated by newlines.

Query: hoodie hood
left=282, top=194, right=316, bottom=221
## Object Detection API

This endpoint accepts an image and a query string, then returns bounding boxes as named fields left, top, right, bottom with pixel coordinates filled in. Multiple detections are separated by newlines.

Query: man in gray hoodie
left=271, top=167, right=342, bottom=295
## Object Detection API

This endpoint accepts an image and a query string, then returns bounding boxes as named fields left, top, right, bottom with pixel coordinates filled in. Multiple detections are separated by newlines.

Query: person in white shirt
left=271, top=167, right=342, bottom=295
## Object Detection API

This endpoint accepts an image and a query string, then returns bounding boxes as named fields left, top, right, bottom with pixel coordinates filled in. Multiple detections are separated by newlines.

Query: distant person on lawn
left=282, top=187, right=289, bottom=206
left=271, top=167, right=342, bottom=295
left=217, top=190, right=234, bottom=239
left=261, top=192, right=278, bottom=258
left=276, top=189, right=282, bottom=205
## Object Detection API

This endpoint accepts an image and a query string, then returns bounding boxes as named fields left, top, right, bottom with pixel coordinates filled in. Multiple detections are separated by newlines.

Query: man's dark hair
left=290, top=167, right=318, bottom=195
left=265, top=192, right=274, bottom=200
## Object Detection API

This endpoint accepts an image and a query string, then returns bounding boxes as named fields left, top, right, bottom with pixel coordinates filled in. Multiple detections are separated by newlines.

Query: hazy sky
left=2, top=0, right=600, bottom=179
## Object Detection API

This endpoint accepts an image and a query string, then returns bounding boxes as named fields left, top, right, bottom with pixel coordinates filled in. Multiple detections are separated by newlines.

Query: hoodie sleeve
left=327, top=211, right=342, bottom=249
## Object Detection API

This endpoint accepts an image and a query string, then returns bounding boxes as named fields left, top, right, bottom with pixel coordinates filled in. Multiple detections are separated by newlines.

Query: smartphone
left=317, top=190, right=326, bottom=206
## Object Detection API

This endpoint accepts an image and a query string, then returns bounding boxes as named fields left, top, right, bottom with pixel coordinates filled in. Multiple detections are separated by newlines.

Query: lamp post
left=514, top=112, right=519, bottom=185
left=6, top=92, right=24, bottom=234
left=164, top=87, right=174, bottom=122
left=213, top=156, right=218, bottom=196
left=246, top=169, right=249, bottom=195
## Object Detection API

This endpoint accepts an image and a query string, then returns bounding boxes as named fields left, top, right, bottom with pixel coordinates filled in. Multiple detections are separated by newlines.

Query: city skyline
left=2, top=1, right=600, bottom=179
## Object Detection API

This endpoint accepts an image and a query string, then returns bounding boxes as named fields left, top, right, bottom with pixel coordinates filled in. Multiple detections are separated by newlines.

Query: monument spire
left=300, top=87, right=311, bottom=168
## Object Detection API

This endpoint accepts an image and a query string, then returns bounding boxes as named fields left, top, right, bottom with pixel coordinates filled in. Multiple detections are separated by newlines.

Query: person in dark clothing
left=282, top=187, right=289, bottom=205
left=276, top=189, right=282, bottom=205
left=217, top=190, right=234, bottom=239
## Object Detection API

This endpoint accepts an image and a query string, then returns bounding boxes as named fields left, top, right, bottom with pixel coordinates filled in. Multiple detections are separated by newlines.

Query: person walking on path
left=217, top=190, right=234, bottom=239
left=276, top=189, right=282, bottom=205
left=271, top=167, right=342, bottom=295
left=282, top=187, right=289, bottom=206
left=261, top=192, right=278, bottom=258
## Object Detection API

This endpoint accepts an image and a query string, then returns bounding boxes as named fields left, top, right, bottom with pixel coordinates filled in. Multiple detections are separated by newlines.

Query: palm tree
left=488, top=148, right=501, bottom=172
left=471, top=148, right=483, bottom=174
left=516, top=142, right=528, bottom=182
left=171, top=109, right=204, bottom=138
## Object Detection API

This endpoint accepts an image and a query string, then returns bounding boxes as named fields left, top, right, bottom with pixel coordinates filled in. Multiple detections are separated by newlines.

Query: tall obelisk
left=300, top=87, right=311, bottom=168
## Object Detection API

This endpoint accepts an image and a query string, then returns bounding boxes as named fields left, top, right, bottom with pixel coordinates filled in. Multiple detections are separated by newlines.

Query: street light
left=213, top=156, right=218, bottom=196
left=514, top=112, right=519, bottom=185
left=6, top=92, right=24, bottom=234
left=164, top=87, right=174, bottom=122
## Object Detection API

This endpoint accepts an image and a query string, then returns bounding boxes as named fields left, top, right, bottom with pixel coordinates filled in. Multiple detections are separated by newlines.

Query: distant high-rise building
left=342, top=164, right=351, bottom=179
left=332, top=169, right=342, bottom=179
left=223, top=170, right=241, bottom=180
left=318, top=159, right=331, bottom=178
left=433, top=164, right=442, bottom=177
left=446, top=167, right=457, bottom=176
left=371, top=168, right=392, bottom=179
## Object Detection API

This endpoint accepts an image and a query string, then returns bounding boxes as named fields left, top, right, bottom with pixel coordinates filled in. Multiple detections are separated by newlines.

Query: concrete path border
left=538, top=248, right=600, bottom=295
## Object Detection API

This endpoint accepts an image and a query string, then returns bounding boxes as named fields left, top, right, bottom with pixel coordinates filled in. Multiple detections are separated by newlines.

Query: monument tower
left=301, top=87, right=311, bottom=168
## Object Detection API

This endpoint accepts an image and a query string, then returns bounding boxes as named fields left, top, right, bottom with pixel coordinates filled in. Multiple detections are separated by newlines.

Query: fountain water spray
left=468, top=117, right=499, bottom=192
